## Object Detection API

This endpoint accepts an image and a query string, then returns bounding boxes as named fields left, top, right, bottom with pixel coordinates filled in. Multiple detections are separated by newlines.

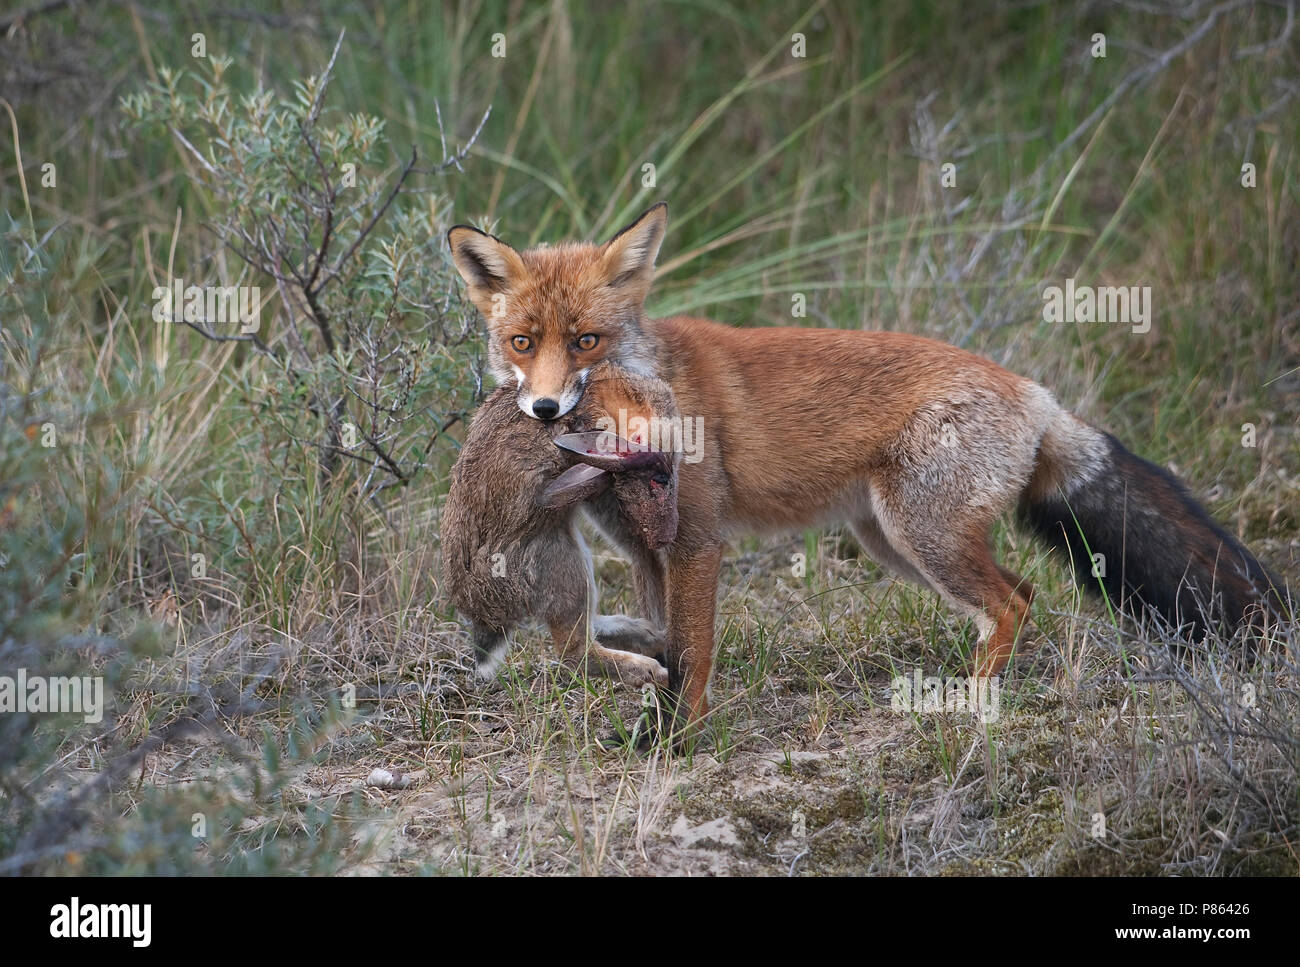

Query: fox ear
left=539, top=463, right=611, bottom=509
left=599, top=202, right=667, bottom=295
left=447, top=225, right=527, bottom=295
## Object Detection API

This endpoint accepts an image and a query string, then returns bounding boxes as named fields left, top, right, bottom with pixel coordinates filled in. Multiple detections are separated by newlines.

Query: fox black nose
left=532, top=398, right=560, bottom=420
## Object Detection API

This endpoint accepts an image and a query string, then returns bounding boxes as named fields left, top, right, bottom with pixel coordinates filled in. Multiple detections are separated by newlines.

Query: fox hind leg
left=850, top=516, right=938, bottom=592
left=919, top=539, right=1034, bottom=678
left=873, top=506, right=1034, bottom=678
left=996, top=564, right=1035, bottom=610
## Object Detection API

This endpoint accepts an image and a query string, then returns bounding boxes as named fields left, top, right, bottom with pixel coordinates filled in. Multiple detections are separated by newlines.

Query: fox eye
left=651, top=472, right=671, bottom=487
left=576, top=334, right=599, bottom=351
left=511, top=335, right=532, bottom=352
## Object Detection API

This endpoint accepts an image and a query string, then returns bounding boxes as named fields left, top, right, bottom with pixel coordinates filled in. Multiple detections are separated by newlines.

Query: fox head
left=447, top=203, right=668, bottom=420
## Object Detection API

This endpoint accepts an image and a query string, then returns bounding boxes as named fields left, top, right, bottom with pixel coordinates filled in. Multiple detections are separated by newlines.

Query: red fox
left=448, top=203, right=1288, bottom=736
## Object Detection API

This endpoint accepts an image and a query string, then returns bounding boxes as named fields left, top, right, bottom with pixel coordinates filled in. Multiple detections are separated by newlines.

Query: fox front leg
left=662, top=542, right=723, bottom=739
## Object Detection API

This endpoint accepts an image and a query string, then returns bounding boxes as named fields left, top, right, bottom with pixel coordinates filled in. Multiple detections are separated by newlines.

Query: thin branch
left=315, top=145, right=418, bottom=293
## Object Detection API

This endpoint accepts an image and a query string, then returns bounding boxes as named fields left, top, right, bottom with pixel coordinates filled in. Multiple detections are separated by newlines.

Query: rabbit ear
left=554, top=431, right=668, bottom=473
left=553, top=431, right=631, bottom=471
left=538, top=463, right=611, bottom=509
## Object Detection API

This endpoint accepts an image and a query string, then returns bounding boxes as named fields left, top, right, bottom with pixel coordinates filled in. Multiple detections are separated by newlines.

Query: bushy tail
left=1020, top=417, right=1289, bottom=640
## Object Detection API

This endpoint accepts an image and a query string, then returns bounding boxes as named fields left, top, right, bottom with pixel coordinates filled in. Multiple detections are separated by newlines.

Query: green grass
left=0, top=0, right=1296, bottom=875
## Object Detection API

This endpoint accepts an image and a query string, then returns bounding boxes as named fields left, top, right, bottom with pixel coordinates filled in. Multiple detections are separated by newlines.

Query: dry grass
left=116, top=518, right=1296, bottom=875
